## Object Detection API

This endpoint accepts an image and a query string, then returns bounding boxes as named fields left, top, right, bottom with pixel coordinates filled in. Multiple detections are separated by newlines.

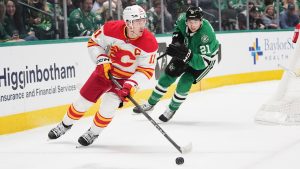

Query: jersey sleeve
left=87, top=25, right=109, bottom=64
left=202, top=32, right=219, bottom=58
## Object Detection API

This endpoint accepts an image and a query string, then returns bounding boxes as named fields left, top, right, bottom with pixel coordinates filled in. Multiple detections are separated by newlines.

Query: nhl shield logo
left=169, top=63, right=175, bottom=71
left=201, top=35, right=209, bottom=43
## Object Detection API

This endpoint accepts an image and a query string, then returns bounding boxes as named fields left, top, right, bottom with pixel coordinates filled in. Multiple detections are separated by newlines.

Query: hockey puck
left=175, top=157, right=184, bottom=165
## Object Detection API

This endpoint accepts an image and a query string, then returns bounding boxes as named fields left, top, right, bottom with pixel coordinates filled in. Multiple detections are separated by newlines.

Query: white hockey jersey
left=87, top=20, right=158, bottom=89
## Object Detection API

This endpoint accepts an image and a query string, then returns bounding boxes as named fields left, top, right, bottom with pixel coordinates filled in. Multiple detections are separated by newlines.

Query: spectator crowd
left=0, top=0, right=300, bottom=42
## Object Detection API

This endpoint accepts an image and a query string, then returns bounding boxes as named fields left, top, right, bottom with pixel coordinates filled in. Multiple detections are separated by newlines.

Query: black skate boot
left=78, top=129, right=99, bottom=146
left=133, top=102, right=155, bottom=114
left=158, top=107, right=176, bottom=122
left=48, top=122, right=72, bottom=139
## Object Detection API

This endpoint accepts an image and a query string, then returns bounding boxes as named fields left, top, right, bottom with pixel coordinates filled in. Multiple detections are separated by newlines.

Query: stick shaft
left=109, top=73, right=183, bottom=153
left=157, top=53, right=167, bottom=60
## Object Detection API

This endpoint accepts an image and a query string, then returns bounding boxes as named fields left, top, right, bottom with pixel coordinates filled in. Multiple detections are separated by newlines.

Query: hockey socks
left=148, top=83, right=168, bottom=105
left=169, top=91, right=187, bottom=110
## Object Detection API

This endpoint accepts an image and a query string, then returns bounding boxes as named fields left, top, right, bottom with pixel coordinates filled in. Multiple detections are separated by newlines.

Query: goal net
left=255, top=25, right=300, bottom=125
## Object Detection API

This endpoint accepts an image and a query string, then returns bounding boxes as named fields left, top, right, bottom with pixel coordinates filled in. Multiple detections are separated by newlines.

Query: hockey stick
left=278, top=64, right=300, bottom=77
left=157, top=52, right=167, bottom=60
left=108, top=73, right=192, bottom=154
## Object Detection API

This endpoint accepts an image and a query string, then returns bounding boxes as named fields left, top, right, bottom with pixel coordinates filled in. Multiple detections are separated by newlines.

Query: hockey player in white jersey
left=48, top=5, right=158, bottom=146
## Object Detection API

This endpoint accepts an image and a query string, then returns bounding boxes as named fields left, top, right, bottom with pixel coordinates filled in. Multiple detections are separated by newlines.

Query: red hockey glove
left=117, top=81, right=137, bottom=102
left=96, top=54, right=111, bottom=79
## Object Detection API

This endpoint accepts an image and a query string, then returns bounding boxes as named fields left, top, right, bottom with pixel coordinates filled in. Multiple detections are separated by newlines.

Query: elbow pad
left=88, top=46, right=106, bottom=64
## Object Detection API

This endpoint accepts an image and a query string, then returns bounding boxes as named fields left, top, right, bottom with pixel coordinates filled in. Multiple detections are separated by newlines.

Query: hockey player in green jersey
left=133, top=6, right=220, bottom=122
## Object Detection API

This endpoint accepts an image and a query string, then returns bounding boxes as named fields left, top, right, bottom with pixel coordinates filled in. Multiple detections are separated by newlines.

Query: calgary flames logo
left=109, top=46, right=136, bottom=67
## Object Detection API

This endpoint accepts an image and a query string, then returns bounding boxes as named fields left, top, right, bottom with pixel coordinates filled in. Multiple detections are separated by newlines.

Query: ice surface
left=1, top=81, right=300, bottom=169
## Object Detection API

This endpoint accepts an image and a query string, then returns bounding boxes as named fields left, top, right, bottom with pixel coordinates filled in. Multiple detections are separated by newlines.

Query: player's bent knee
left=73, top=95, right=94, bottom=112
left=99, top=92, right=121, bottom=118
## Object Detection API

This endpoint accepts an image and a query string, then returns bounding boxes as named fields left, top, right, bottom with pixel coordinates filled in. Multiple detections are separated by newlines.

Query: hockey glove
left=166, top=43, right=193, bottom=63
left=117, top=81, right=137, bottom=102
left=96, top=54, right=111, bottom=79
left=171, top=32, right=184, bottom=44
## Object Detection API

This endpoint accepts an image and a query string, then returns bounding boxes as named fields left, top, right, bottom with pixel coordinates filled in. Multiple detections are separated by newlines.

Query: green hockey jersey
left=68, top=8, right=103, bottom=37
left=174, top=13, right=219, bottom=70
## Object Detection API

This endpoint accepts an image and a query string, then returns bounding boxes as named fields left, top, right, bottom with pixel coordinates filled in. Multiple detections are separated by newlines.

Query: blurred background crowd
left=0, top=0, right=299, bottom=42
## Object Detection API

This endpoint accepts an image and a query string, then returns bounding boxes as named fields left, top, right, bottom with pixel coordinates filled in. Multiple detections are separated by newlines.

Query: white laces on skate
left=52, top=123, right=68, bottom=136
left=133, top=101, right=155, bottom=114
left=163, top=108, right=176, bottom=119
left=81, top=130, right=99, bottom=144
left=141, top=102, right=154, bottom=111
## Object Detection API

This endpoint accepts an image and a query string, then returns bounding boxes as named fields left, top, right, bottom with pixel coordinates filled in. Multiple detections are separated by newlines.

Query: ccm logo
left=97, top=57, right=110, bottom=64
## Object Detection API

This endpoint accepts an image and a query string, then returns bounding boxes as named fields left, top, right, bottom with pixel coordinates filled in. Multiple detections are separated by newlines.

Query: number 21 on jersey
left=200, top=45, right=211, bottom=55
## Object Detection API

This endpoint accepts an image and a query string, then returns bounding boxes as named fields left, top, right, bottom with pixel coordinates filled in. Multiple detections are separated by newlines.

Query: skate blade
left=157, top=119, right=167, bottom=124
left=46, top=138, right=56, bottom=141
left=131, top=110, right=153, bottom=115
left=131, top=112, right=143, bottom=115
left=76, top=145, right=85, bottom=148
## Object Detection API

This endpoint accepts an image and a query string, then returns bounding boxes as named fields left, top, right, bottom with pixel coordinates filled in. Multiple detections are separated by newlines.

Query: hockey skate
left=78, top=129, right=99, bottom=146
left=159, top=107, right=177, bottom=122
left=48, top=122, right=72, bottom=139
left=133, top=102, right=155, bottom=114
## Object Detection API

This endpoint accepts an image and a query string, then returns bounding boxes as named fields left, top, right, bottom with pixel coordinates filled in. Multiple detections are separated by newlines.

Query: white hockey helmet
left=123, top=5, right=147, bottom=22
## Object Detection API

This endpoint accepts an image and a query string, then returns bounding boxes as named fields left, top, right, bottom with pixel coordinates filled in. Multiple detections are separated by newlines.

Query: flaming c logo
left=109, top=46, right=136, bottom=67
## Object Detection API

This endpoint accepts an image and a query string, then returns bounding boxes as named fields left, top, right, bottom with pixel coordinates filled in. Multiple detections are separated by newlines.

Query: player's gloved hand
left=166, top=43, right=193, bottom=63
left=117, top=81, right=137, bottom=102
left=96, top=54, right=112, bottom=79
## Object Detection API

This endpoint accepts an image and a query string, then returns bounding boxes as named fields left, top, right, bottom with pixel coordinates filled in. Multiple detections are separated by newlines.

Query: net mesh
left=255, top=41, right=300, bottom=125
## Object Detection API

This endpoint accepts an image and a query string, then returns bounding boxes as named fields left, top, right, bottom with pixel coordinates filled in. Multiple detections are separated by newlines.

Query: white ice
left=1, top=80, right=300, bottom=169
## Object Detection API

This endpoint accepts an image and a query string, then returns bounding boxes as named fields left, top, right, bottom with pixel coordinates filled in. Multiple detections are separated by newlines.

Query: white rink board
left=0, top=30, right=296, bottom=116
left=0, top=43, right=93, bottom=116
left=210, top=31, right=295, bottom=76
